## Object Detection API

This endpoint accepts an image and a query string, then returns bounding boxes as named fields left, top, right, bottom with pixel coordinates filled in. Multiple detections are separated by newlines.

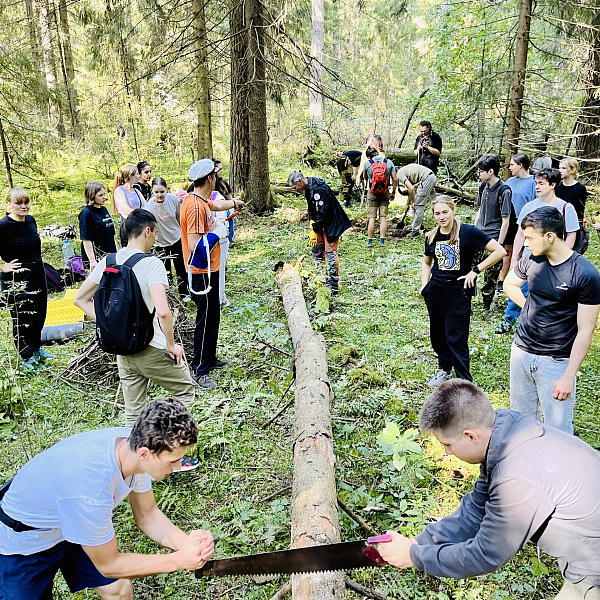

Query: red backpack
left=369, top=159, right=389, bottom=194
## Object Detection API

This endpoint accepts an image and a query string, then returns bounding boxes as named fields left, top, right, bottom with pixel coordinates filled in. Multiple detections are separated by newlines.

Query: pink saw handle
left=367, top=534, right=393, bottom=544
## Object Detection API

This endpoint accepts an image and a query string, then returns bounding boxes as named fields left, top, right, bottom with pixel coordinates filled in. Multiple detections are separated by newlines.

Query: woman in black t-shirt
left=79, top=182, right=117, bottom=271
left=421, top=197, right=505, bottom=386
left=133, top=161, right=153, bottom=202
left=0, top=188, right=52, bottom=370
left=556, top=157, right=588, bottom=254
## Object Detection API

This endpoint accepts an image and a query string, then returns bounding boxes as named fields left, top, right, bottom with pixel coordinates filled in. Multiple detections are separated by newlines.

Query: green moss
left=347, top=367, right=388, bottom=387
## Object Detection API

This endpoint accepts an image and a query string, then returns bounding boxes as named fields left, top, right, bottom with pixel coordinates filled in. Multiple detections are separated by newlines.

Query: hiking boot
left=366, top=240, right=374, bottom=249
left=179, top=456, right=200, bottom=472
left=428, top=370, right=453, bottom=387
left=34, top=348, right=55, bottom=361
left=210, top=358, right=229, bottom=370
left=405, top=229, right=420, bottom=238
left=495, top=319, right=516, bottom=335
left=193, top=372, right=218, bottom=390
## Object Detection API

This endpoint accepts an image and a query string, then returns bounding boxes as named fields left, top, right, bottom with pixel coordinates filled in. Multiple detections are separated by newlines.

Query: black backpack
left=44, top=262, right=65, bottom=293
left=94, top=253, right=155, bottom=355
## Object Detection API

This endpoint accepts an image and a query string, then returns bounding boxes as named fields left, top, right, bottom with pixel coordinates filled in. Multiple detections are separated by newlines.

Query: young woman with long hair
left=146, top=177, right=189, bottom=300
left=421, top=196, right=505, bottom=386
left=556, top=157, right=589, bottom=254
left=112, top=164, right=146, bottom=246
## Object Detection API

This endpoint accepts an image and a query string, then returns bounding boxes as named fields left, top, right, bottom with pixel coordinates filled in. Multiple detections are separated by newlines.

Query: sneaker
left=210, top=358, right=229, bottom=370
left=366, top=240, right=374, bottom=249
left=193, top=372, right=218, bottom=390
left=379, top=239, right=385, bottom=246
left=220, top=297, right=231, bottom=309
left=405, top=229, right=420, bottom=238
left=496, top=282, right=504, bottom=294
left=427, top=370, right=452, bottom=387
left=182, top=295, right=191, bottom=303
left=494, top=319, right=516, bottom=335
left=20, top=356, right=39, bottom=372
left=179, top=456, right=200, bottom=472
left=34, top=348, right=55, bottom=361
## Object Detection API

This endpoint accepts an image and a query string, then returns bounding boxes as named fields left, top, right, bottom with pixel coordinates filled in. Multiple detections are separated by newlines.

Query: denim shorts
left=0, top=540, right=116, bottom=599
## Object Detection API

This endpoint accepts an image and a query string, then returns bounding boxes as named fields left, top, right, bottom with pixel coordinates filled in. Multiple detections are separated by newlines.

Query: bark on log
left=276, top=263, right=344, bottom=600
left=434, top=183, right=476, bottom=203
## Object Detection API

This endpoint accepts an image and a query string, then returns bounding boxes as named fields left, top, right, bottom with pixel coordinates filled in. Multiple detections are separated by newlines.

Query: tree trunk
left=38, top=0, right=66, bottom=137
left=193, top=0, right=213, bottom=158
left=57, top=0, right=80, bottom=136
left=575, top=25, right=600, bottom=161
left=0, top=117, right=14, bottom=188
left=245, top=0, right=273, bottom=212
left=23, top=0, right=46, bottom=91
left=503, top=0, right=532, bottom=172
left=309, top=0, right=324, bottom=122
left=230, top=0, right=250, bottom=195
left=275, top=264, right=345, bottom=600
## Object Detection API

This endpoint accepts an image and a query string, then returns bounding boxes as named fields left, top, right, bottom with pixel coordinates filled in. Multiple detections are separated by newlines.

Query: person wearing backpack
left=363, top=146, right=397, bottom=248
left=74, top=209, right=199, bottom=471
left=473, top=154, right=513, bottom=319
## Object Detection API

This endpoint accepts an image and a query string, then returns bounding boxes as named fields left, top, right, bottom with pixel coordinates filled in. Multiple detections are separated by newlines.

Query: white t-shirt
left=0, top=428, right=151, bottom=555
left=517, top=198, right=579, bottom=232
left=89, top=248, right=168, bottom=349
left=147, top=193, right=181, bottom=247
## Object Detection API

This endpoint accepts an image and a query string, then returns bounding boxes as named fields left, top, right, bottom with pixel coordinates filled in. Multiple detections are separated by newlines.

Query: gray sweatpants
left=411, top=173, right=437, bottom=232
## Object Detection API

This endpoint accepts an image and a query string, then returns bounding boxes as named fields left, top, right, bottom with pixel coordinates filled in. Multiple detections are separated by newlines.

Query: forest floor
left=1, top=161, right=600, bottom=600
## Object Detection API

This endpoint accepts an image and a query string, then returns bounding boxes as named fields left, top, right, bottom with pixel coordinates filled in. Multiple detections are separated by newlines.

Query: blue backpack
left=94, top=253, right=155, bottom=355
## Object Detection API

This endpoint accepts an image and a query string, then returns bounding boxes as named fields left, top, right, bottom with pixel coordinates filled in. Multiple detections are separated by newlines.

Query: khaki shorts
left=367, top=191, right=390, bottom=219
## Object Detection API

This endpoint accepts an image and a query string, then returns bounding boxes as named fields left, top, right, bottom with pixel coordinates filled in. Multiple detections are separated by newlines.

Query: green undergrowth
left=1, top=168, right=600, bottom=600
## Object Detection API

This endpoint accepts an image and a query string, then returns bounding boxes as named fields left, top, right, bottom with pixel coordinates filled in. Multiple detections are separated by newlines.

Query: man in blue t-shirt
left=0, top=399, right=214, bottom=599
left=504, top=207, right=600, bottom=434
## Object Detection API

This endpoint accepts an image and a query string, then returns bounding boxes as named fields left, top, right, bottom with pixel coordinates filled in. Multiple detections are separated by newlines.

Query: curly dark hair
left=129, top=398, right=198, bottom=454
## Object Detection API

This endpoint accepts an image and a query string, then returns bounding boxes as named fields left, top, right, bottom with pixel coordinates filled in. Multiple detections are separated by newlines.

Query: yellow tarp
left=44, top=291, right=84, bottom=327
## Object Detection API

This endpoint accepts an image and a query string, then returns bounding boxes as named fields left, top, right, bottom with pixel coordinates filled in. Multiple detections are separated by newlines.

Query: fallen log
left=276, top=263, right=345, bottom=600
left=434, top=183, right=476, bottom=203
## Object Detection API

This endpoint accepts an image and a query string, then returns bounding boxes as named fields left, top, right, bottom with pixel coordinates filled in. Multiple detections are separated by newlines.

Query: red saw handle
left=363, top=534, right=392, bottom=565
left=226, top=211, right=239, bottom=221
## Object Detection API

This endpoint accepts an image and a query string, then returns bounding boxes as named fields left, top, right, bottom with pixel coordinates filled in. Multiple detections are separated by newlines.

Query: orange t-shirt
left=180, top=193, right=220, bottom=274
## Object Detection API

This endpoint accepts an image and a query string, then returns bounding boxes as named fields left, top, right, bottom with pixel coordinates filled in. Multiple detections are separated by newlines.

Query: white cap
left=188, top=159, right=215, bottom=181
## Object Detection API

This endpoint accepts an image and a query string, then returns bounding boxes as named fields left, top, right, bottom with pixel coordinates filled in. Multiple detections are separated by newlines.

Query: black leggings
left=422, top=278, right=472, bottom=381
left=3, top=266, right=47, bottom=360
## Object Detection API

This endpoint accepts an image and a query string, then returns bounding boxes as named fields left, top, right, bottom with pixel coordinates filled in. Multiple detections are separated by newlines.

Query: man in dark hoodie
left=378, top=379, right=600, bottom=600
left=288, top=171, right=352, bottom=294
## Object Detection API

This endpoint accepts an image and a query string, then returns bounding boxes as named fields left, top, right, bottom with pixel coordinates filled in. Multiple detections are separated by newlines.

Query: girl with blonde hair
left=421, top=196, right=505, bottom=386
left=556, top=157, right=589, bottom=254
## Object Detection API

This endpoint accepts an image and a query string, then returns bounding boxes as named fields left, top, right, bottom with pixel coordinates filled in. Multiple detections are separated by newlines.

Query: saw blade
left=195, top=539, right=386, bottom=578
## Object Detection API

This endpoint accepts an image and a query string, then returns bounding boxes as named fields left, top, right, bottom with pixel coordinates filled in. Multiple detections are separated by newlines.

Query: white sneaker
left=427, top=370, right=452, bottom=387
left=182, top=295, right=191, bottom=303
left=221, top=297, right=231, bottom=308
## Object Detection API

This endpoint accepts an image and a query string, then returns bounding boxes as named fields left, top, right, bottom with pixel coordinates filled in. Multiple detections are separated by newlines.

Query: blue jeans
left=504, top=281, right=529, bottom=323
left=510, top=342, right=576, bottom=434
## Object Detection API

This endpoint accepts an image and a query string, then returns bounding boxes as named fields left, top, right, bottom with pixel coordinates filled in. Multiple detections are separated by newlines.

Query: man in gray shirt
left=474, top=153, right=512, bottom=315
left=378, top=379, right=600, bottom=600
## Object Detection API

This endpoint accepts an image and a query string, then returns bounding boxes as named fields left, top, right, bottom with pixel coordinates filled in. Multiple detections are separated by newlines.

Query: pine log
left=434, top=183, right=476, bottom=203
left=276, top=263, right=345, bottom=600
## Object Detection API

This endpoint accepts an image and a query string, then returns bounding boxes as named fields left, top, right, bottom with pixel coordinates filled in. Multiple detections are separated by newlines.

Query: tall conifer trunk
left=245, top=0, right=272, bottom=212
left=57, top=0, right=80, bottom=136
left=192, top=0, right=213, bottom=158
left=230, top=0, right=250, bottom=195
left=504, top=0, right=532, bottom=172
left=309, top=0, right=324, bottom=122
left=24, top=0, right=45, bottom=91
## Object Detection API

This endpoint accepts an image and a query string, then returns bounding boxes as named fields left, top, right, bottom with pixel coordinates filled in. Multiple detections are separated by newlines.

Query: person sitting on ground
left=421, top=197, right=505, bottom=387
left=146, top=177, right=189, bottom=301
left=363, top=146, right=397, bottom=248
left=288, top=170, right=352, bottom=295
left=395, top=162, right=437, bottom=238
left=0, top=398, right=215, bottom=600
left=504, top=206, right=600, bottom=435
left=494, top=153, right=536, bottom=334
left=0, top=188, right=54, bottom=372
left=336, top=149, right=362, bottom=207
left=133, top=161, right=153, bottom=202
left=556, top=157, right=589, bottom=254
left=496, top=168, right=580, bottom=335
left=473, top=153, right=513, bottom=319
left=378, top=379, right=600, bottom=600
left=79, top=182, right=117, bottom=273
left=413, top=119, right=443, bottom=174
left=112, top=164, right=146, bottom=247
left=75, top=210, right=198, bottom=468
